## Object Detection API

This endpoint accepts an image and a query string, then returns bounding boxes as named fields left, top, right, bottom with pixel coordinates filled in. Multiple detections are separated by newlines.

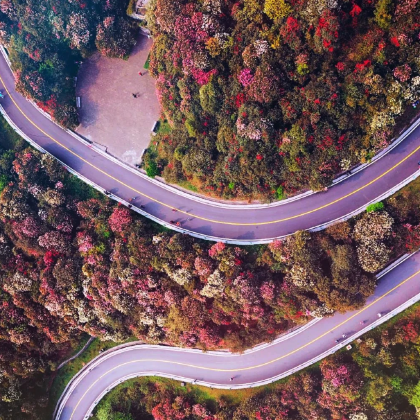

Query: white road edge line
left=52, top=317, right=322, bottom=420
left=2, top=102, right=420, bottom=245
left=53, top=252, right=417, bottom=420
left=1, top=44, right=419, bottom=211
left=2, top=41, right=420, bottom=420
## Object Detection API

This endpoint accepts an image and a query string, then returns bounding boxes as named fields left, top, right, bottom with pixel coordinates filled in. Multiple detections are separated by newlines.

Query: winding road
left=56, top=252, right=420, bottom=420
left=1, top=48, right=420, bottom=420
left=1, top=52, right=420, bottom=244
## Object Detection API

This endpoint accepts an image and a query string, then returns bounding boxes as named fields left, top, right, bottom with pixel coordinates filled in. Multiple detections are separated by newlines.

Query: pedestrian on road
left=230, top=377, right=234, bottom=382
left=140, top=205, right=145, bottom=209
left=342, top=334, right=347, bottom=338
left=138, top=71, right=143, bottom=76
left=132, top=93, right=137, bottom=98
left=377, top=312, right=382, bottom=318
left=360, top=320, right=366, bottom=325
left=172, top=208, right=177, bottom=212
left=335, top=340, right=339, bottom=343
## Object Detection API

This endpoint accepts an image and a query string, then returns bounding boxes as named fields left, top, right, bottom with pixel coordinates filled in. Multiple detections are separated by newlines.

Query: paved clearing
left=75, top=34, right=159, bottom=166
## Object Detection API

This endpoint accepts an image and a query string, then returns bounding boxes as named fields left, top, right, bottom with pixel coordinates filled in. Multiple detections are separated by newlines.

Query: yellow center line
left=69, top=268, right=420, bottom=419
left=1, top=74, right=420, bottom=227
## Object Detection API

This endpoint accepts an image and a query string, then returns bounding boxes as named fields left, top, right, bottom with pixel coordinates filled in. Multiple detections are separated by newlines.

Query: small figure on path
left=138, top=71, right=143, bottom=76
left=132, top=93, right=137, bottom=98
left=377, top=312, right=382, bottom=318
left=342, top=334, right=347, bottom=338
left=230, top=377, right=234, bottom=382
left=172, top=208, right=177, bottom=212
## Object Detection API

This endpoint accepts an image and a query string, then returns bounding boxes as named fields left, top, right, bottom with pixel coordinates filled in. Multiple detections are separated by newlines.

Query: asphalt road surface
left=57, top=253, right=420, bottom=420
left=1, top=53, right=420, bottom=242
left=2, top=49, right=420, bottom=420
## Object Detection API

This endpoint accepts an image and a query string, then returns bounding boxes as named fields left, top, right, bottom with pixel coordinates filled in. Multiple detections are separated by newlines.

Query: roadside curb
left=3, top=99, right=420, bottom=245
left=1, top=46, right=420, bottom=243
left=376, top=253, right=413, bottom=279
left=33, top=108, right=420, bottom=210
left=56, top=337, right=95, bottom=371
left=52, top=317, right=321, bottom=419
left=1, top=44, right=419, bottom=211
left=53, top=253, right=416, bottom=419
left=55, top=253, right=420, bottom=420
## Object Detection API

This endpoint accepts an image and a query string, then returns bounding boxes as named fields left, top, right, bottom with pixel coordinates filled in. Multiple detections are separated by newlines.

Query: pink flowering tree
left=393, top=64, right=412, bottom=82
left=238, top=68, right=254, bottom=87
left=108, top=207, right=132, bottom=233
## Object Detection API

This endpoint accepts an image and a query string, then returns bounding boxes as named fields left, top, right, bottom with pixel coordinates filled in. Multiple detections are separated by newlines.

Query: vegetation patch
left=144, top=53, right=151, bottom=70
left=366, top=201, right=385, bottom=212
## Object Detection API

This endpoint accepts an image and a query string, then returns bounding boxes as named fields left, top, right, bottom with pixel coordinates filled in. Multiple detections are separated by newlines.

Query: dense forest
left=0, top=0, right=138, bottom=128
left=144, top=0, right=420, bottom=198
left=1, top=0, right=420, bottom=419
left=92, top=303, right=420, bottom=420
left=0, top=114, right=419, bottom=418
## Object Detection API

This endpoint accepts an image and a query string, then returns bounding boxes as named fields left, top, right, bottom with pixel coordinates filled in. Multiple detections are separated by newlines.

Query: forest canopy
left=1, top=0, right=420, bottom=418
left=145, top=0, right=420, bottom=199
left=0, top=0, right=138, bottom=128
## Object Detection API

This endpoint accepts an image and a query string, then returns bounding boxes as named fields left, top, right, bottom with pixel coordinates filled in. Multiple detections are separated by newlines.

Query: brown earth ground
left=75, top=34, right=160, bottom=166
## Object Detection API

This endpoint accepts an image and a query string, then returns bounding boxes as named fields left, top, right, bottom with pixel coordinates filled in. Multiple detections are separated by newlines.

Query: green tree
left=366, top=374, right=392, bottom=411
left=0, top=175, right=9, bottom=193
left=199, top=78, right=220, bottom=113
left=126, top=0, right=136, bottom=15
left=374, top=0, right=394, bottom=29
left=264, top=0, right=291, bottom=21
left=410, top=381, right=420, bottom=408
left=280, top=124, right=308, bottom=173
left=145, top=160, right=158, bottom=178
